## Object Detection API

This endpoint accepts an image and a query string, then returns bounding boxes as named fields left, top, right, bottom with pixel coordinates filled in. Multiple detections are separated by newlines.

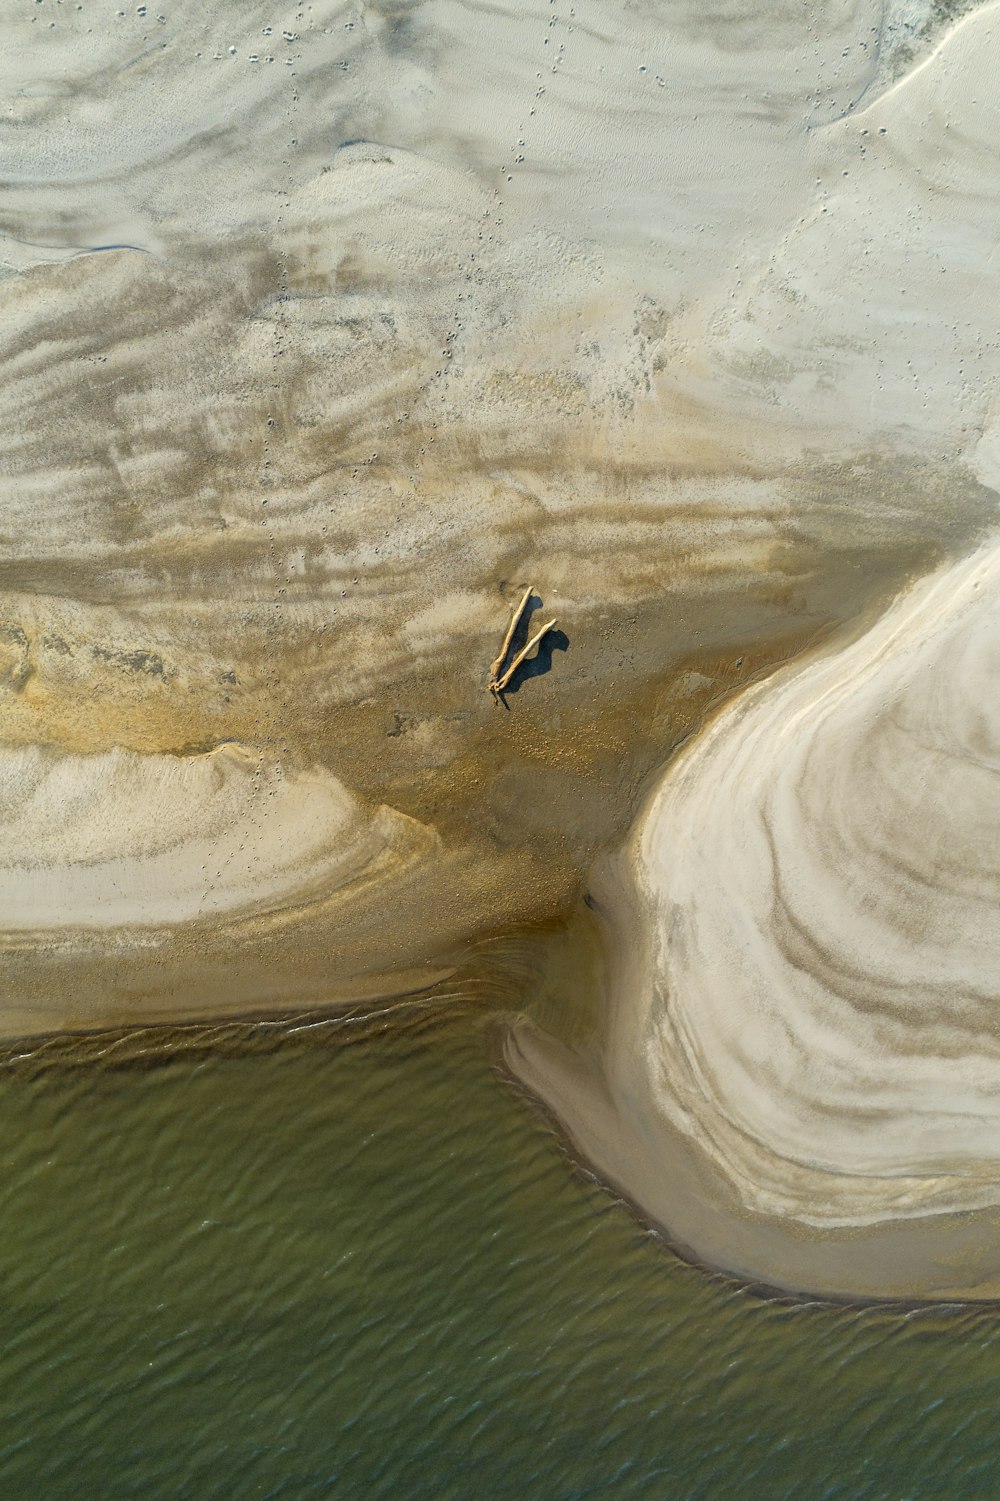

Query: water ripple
left=1, top=1013, right=999, bottom=1499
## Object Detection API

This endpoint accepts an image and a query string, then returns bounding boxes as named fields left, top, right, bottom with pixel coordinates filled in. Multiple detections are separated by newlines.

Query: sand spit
left=0, top=742, right=429, bottom=931
left=508, top=540, right=1000, bottom=1299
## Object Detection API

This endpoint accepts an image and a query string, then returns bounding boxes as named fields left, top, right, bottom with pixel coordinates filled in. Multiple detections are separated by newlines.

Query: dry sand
left=631, top=541, right=1000, bottom=1235
left=508, top=539, right=1000, bottom=1300
left=0, top=741, right=431, bottom=929
left=3, top=0, right=1000, bottom=1294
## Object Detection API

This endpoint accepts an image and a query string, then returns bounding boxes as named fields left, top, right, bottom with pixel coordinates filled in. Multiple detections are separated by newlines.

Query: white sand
left=2, top=0, right=990, bottom=626
left=506, top=536, right=1000, bottom=1296
left=624, top=540, right=1000, bottom=1231
left=0, top=742, right=429, bottom=930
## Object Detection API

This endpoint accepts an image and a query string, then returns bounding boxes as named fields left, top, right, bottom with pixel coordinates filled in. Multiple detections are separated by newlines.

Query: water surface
left=1, top=1009, right=998, bottom=1499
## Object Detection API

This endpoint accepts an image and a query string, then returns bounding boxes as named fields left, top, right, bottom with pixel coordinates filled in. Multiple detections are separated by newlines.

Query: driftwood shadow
left=497, top=626, right=569, bottom=701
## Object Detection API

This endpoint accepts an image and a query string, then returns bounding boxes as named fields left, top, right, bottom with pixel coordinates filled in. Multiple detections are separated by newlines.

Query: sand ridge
left=630, top=540, right=1000, bottom=1229
left=506, top=538, right=1000, bottom=1298
left=2, top=0, right=1000, bottom=1217
left=0, top=740, right=432, bottom=931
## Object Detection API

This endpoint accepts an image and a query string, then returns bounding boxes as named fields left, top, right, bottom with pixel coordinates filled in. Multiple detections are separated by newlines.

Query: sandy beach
left=508, top=539, right=1000, bottom=1300
left=3, top=0, right=1000, bottom=1294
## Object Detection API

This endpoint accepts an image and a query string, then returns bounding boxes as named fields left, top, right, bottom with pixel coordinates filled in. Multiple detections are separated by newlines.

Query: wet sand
left=4, top=0, right=1000, bottom=1297
left=506, top=542, right=1000, bottom=1301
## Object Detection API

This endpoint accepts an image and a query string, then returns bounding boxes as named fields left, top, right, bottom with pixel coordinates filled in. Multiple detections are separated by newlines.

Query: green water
left=1, top=1008, right=999, bottom=1500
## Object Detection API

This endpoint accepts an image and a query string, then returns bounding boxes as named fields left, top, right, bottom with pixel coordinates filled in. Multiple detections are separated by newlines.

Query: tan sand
left=3, top=0, right=1000, bottom=1297
left=509, top=539, right=1000, bottom=1299
left=0, top=741, right=431, bottom=930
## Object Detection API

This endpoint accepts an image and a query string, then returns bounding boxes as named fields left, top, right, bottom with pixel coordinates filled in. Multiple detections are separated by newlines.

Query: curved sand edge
left=0, top=741, right=435, bottom=935
left=505, top=540, right=1000, bottom=1301
left=503, top=941, right=1000, bottom=1304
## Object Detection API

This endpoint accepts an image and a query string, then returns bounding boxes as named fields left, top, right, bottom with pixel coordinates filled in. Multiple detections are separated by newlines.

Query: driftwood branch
left=489, top=585, right=534, bottom=687
left=491, top=618, right=558, bottom=695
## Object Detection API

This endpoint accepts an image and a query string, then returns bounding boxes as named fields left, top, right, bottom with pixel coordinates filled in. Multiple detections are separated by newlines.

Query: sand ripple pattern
left=0, top=742, right=423, bottom=931
left=631, top=541, right=1000, bottom=1229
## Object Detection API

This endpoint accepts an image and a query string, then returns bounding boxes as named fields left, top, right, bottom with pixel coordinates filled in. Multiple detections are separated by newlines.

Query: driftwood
left=488, top=596, right=558, bottom=695
left=492, top=618, right=557, bottom=693
left=489, top=585, right=534, bottom=686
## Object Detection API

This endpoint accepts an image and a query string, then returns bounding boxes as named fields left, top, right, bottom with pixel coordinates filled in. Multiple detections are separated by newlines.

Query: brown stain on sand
left=0, top=513, right=970, bottom=1039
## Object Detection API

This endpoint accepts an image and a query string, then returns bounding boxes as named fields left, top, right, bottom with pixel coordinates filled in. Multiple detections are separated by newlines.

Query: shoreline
left=497, top=1015, right=1000, bottom=1313
left=0, top=982, right=470, bottom=1074
left=504, top=542, right=1000, bottom=1302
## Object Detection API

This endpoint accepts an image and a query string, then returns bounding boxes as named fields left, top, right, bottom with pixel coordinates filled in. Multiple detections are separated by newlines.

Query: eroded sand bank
left=508, top=539, right=1000, bottom=1300
left=3, top=0, right=1000, bottom=1291
left=3, top=0, right=996, bottom=1026
left=0, top=741, right=431, bottom=929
